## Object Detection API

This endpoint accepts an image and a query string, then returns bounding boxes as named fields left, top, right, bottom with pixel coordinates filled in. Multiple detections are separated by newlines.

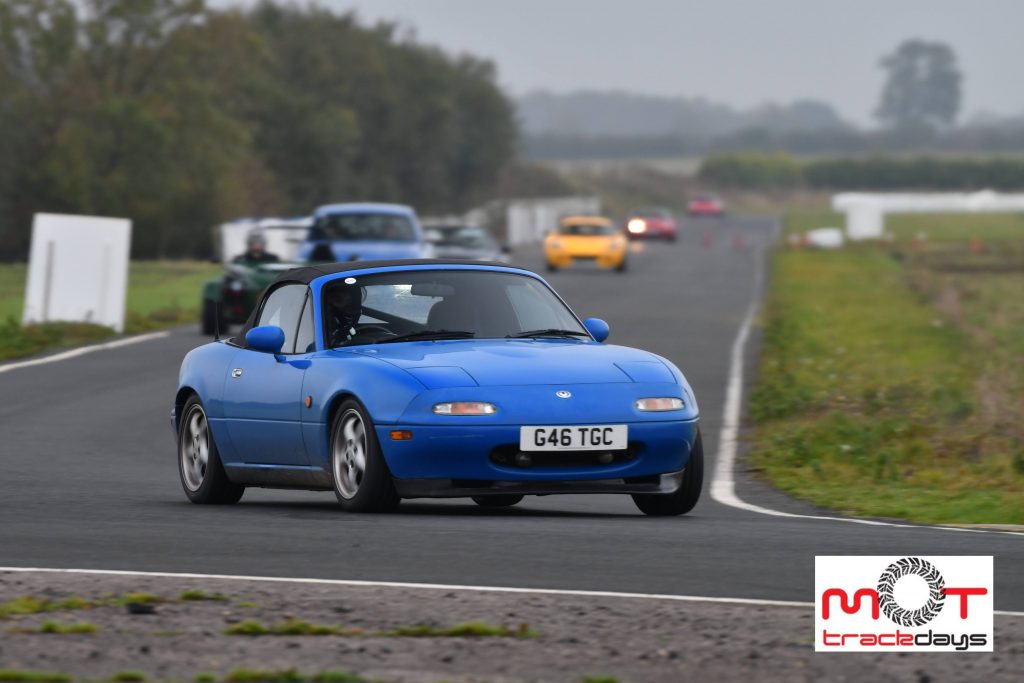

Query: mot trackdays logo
left=815, top=556, right=993, bottom=652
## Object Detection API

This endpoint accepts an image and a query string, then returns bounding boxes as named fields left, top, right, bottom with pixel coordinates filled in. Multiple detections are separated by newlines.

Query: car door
left=221, top=283, right=313, bottom=466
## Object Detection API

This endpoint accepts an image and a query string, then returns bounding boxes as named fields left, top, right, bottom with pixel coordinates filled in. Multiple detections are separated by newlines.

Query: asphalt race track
left=2, top=215, right=1022, bottom=610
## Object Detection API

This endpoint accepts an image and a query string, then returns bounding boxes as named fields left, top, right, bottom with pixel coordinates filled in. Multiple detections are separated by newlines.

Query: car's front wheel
left=177, top=396, right=244, bottom=504
left=330, top=400, right=400, bottom=512
left=632, top=432, right=703, bottom=516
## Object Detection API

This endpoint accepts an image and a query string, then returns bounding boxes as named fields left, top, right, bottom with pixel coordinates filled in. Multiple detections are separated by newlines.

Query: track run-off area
left=2, top=215, right=1022, bottom=610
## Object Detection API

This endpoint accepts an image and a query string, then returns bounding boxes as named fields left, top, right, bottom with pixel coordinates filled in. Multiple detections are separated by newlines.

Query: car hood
left=341, top=339, right=677, bottom=387
left=298, top=240, right=425, bottom=261
left=431, top=245, right=502, bottom=261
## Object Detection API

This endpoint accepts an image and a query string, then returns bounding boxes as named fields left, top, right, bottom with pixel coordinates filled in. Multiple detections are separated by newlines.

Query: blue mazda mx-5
left=173, top=260, right=702, bottom=515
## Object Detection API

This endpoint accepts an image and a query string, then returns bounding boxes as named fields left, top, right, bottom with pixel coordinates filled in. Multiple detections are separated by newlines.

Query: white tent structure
left=833, top=191, right=1024, bottom=240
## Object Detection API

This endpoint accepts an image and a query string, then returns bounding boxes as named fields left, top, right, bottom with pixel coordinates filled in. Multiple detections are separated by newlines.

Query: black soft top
left=268, top=258, right=522, bottom=287
left=236, top=258, right=528, bottom=342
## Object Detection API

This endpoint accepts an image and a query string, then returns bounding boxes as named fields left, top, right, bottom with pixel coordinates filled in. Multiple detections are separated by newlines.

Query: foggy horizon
left=214, top=0, right=1024, bottom=127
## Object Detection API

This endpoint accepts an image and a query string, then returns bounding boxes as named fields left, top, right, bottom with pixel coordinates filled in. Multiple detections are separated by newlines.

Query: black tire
left=201, top=298, right=221, bottom=336
left=615, top=258, right=628, bottom=273
left=329, top=399, right=400, bottom=512
left=632, top=432, right=703, bottom=516
left=177, top=396, right=245, bottom=504
left=472, top=495, right=523, bottom=508
left=546, top=261, right=558, bottom=272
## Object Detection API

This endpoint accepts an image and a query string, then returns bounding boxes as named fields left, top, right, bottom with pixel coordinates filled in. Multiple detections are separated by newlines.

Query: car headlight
left=549, top=239, right=562, bottom=249
left=627, top=219, right=646, bottom=234
left=635, top=397, right=685, bottom=411
left=433, top=402, right=497, bottom=416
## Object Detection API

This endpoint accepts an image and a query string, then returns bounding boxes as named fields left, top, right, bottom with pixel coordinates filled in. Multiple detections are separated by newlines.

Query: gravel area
left=1, top=571, right=1021, bottom=682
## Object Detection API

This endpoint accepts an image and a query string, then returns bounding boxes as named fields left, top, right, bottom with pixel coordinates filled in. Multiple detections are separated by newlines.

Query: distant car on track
left=200, top=260, right=298, bottom=336
left=625, top=207, right=678, bottom=241
left=687, top=194, right=725, bottom=217
left=544, top=215, right=628, bottom=272
left=300, top=203, right=430, bottom=263
left=424, top=224, right=508, bottom=262
left=174, top=260, right=702, bottom=515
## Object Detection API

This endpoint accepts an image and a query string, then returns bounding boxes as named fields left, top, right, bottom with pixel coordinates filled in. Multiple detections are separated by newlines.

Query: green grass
left=748, top=209, right=1024, bottom=524
left=224, top=671, right=368, bottom=683
left=0, top=596, right=92, bottom=619
left=179, top=589, right=229, bottom=602
left=224, top=618, right=534, bottom=639
left=111, top=672, right=146, bottom=683
left=224, top=619, right=360, bottom=637
left=114, top=592, right=167, bottom=606
left=225, top=671, right=304, bottom=683
left=35, top=621, right=98, bottom=634
left=0, top=260, right=220, bottom=360
left=0, top=671, right=71, bottom=683
left=385, top=622, right=537, bottom=638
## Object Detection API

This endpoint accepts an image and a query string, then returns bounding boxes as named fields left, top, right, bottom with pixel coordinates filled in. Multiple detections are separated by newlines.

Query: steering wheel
left=351, top=325, right=395, bottom=340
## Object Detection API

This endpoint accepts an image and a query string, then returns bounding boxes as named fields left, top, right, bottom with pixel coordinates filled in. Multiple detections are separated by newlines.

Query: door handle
left=231, top=368, right=243, bottom=378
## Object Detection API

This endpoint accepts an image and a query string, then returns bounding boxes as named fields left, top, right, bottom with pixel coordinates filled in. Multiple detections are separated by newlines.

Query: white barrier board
left=833, top=191, right=1024, bottom=240
left=22, top=213, right=132, bottom=332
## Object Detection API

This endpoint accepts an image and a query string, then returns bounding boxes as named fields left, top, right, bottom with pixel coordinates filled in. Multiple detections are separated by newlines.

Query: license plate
left=519, top=425, right=628, bottom=451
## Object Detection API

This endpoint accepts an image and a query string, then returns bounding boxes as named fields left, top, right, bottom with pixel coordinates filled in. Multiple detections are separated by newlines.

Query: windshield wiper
left=379, top=329, right=476, bottom=344
left=507, top=328, right=590, bottom=339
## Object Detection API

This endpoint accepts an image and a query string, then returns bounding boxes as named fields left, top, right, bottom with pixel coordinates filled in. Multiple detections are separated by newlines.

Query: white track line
left=708, top=220, right=1024, bottom=538
left=2, top=567, right=1021, bottom=617
left=0, top=331, right=170, bottom=375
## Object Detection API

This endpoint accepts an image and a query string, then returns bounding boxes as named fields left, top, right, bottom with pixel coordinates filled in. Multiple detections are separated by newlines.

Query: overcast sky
left=228, top=1, right=1022, bottom=125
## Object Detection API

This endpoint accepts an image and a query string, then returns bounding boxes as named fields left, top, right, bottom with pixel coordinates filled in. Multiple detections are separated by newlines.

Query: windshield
left=321, top=270, right=587, bottom=348
left=314, top=212, right=416, bottom=242
left=431, top=226, right=495, bottom=248
left=559, top=222, right=615, bottom=236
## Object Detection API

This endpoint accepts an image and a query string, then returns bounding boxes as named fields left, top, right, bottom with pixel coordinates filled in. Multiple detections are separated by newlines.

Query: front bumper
left=546, top=250, right=626, bottom=268
left=395, top=469, right=684, bottom=498
left=377, top=419, right=696, bottom=485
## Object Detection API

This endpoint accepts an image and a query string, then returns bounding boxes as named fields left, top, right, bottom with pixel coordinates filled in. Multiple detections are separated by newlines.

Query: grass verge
left=748, top=209, right=1024, bottom=524
left=0, top=260, right=220, bottom=360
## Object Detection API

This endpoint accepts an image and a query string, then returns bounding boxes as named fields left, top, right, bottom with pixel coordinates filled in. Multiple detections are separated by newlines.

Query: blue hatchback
left=299, top=203, right=428, bottom=262
left=173, top=260, right=702, bottom=515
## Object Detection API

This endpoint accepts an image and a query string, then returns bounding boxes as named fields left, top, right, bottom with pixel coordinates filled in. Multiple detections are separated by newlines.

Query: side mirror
left=246, top=325, right=286, bottom=354
left=583, top=318, right=609, bottom=342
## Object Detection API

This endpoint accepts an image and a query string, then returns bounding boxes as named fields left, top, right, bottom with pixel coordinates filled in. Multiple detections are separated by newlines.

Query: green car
left=200, top=261, right=300, bottom=335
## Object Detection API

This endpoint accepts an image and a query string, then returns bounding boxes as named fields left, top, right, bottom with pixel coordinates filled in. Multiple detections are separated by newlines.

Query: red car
left=688, top=194, right=725, bottom=217
left=625, top=207, right=678, bottom=241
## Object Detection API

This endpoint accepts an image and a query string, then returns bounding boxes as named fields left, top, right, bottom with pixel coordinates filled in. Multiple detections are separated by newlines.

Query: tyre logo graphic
left=876, top=557, right=945, bottom=627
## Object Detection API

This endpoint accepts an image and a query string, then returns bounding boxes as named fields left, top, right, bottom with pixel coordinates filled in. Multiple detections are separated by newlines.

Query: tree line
left=698, top=153, right=1024, bottom=191
left=0, top=0, right=518, bottom=260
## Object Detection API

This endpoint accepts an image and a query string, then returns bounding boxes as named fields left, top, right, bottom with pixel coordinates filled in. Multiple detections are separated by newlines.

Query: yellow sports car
left=544, top=216, right=628, bottom=272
